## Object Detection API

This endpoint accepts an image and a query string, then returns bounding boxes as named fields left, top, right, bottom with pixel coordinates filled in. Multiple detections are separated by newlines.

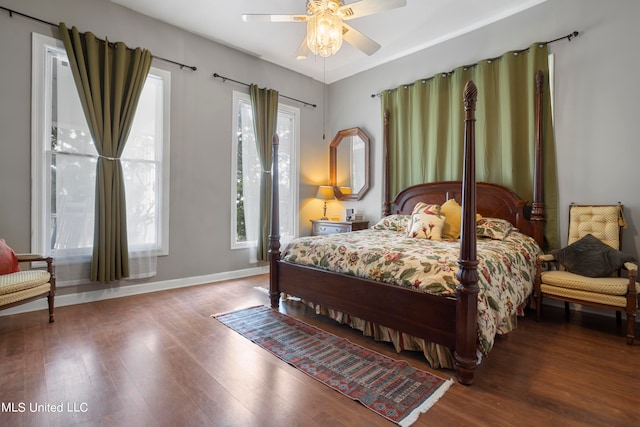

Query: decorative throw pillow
left=0, top=239, right=20, bottom=275
left=411, top=202, right=441, bottom=216
left=406, top=203, right=442, bottom=237
left=371, top=214, right=411, bottom=232
left=406, top=213, right=445, bottom=240
left=440, top=199, right=462, bottom=239
left=477, top=218, right=514, bottom=240
left=551, top=234, right=637, bottom=278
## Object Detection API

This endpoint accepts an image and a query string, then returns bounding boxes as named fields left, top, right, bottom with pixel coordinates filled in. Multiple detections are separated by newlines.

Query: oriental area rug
left=213, top=305, right=453, bottom=427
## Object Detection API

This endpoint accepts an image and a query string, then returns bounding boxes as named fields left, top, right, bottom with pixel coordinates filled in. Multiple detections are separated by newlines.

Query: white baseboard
left=0, top=266, right=269, bottom=317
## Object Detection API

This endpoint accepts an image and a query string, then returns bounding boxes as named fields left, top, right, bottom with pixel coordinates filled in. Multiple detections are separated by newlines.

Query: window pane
left=122, top=159, right=158, bottom=248
left=51, top=153, right=96, bottom=253
left=232, top=92, right=298, bottom=248
left=49, top=55, right=96, bottom=256
left=122, top=74, right=164, bottom=162
left=238, top=100, right=260, bottom=244
left=122, top=73, right=165, bottom=251
left=276, top=111, right=294, bottom=239
left=51, top=56, right=95, bottom=156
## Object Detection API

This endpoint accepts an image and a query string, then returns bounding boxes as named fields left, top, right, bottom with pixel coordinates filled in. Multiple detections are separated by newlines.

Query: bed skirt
left=284, top=296, right=526, bottom=370
left=287, top=296, right=456, bottom=368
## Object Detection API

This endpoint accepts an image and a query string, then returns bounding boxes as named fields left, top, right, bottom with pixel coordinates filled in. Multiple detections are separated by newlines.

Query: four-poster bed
left=268, top=72, right=546, bottom=385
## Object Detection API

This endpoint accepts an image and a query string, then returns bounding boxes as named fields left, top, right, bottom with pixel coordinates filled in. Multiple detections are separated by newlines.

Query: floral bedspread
left=281, top=229, right=541, bottom=354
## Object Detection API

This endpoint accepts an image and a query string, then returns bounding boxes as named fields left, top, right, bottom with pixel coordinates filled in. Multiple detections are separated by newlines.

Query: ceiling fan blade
left=295, top=36, right=311, bottom=60
left=339, top=0, right=406, bottom=20
left=342, top=23, right=381, bottom=56
left=242, top=14, right=309, bottom=23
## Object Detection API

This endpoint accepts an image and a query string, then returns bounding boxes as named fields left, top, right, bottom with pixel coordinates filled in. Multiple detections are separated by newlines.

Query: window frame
left=230, top=91, right=300, bottom=250
left=30, top=32, right=171, bottom=260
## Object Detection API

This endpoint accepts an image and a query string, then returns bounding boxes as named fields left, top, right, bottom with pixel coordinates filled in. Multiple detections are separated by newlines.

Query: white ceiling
left=110, top=0, right=548, bottom=83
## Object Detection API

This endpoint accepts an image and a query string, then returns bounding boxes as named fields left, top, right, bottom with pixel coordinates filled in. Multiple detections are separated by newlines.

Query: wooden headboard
left=392, top=181, right=541, bottom=244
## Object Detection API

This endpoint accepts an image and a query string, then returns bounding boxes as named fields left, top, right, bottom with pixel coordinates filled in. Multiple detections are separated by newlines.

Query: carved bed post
left=383, top=109, right=391, bottom=216
left=269, top=134, right=281, bottom=308
left=531, top=70, right=546, bottom=248
left=455, top=81, right=479, bottom=386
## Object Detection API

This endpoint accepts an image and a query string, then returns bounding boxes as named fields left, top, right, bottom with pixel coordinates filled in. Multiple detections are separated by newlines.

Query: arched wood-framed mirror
left=330, top=127, right=370, bottom=200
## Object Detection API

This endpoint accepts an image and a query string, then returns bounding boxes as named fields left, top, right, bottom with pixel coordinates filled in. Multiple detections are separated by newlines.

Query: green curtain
left=381, top=43, right=558, bottom=249
left=59, top=23, right=153, bottom=282
left=250, top=85, right=279, bottom=261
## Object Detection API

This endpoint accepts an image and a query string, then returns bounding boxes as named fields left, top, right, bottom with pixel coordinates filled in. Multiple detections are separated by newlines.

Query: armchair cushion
left=0, top=239, right=20, bottom=275
left=0, top=283, right=52, bottom=307
left=0, top=245, right=55, bottom=323
left=0, top=270, right=51, bottom=295
left=551, top=234, right=637, bottom=278
left=540, top=270, right=638, bottom=296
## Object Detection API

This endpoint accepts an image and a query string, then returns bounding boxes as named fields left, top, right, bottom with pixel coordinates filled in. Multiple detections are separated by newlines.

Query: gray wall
left=2, top=0, right=639, bottom=304
left=0, top=0, right=326, bottom=297
left=328, top=0, right=640, bottom=259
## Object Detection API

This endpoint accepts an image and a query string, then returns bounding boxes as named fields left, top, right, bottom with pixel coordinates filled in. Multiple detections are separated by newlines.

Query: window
left=31, top=34, right=170, bottom=265
left=231, top=91, right=299, bottom=250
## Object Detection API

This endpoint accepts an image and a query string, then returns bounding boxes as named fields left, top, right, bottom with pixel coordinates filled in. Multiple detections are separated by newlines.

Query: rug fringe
left=397, top=378, right=454, bottom=427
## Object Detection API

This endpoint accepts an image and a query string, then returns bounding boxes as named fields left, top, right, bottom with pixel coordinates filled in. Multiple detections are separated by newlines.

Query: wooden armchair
left=0, top=245, right=56, bottom=322
left=534, top=204, right=638, bottom=344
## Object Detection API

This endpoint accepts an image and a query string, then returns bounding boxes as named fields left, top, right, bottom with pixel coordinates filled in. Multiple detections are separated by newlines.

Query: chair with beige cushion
left=535, top=204, right=638, bottom=344
left=0, top=241, right=56, bottom=323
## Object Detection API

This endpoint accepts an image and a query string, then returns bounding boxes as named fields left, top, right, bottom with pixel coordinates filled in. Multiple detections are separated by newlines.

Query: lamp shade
left=316, top=185, right=335, bottom=200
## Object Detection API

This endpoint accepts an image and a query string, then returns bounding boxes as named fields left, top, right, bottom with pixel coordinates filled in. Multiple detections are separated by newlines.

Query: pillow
left=371, top=214, right=411, bottom=232
left=406, top=213, right=445, bottom=240
left=440, top=199, right=462, bottom=239
left=411, top=202, right=441, bottom=216
left=439, top=199, right=484, bottom=239
left=0, top=239, right=20, bottom=275
left=477, top=218, right=514, bottom=240
left=551, top=234, right=637, bottom=278
left=406, top=203, right=442, bottom=237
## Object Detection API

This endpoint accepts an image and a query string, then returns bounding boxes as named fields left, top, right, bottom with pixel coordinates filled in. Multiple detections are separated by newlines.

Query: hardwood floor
left=0, top=274, right=638, bottom=426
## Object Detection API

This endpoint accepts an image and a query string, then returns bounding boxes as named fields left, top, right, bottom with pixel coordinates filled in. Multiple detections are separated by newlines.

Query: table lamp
left=315, top=185, right=335, bottom=220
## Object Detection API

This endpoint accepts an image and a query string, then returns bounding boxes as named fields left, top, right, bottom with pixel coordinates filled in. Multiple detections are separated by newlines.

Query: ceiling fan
left=242, top=0, right=407, bottom=59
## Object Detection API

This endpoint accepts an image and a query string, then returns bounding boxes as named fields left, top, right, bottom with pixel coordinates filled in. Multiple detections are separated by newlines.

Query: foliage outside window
left=231, top=92, right=299, bottom=249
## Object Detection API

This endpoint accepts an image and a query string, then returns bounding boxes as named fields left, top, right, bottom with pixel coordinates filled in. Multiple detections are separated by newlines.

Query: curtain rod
left=213, top=73, right=317, bottom=108
left=0, top=5, right=197, bottom=71
left=370, top=30, right=580, bottom=98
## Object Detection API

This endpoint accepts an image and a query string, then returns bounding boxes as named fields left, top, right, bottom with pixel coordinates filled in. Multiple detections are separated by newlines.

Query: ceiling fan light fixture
left=244, top=0, right=405, bottom=59
left=307, top=2, right=343, bottom=57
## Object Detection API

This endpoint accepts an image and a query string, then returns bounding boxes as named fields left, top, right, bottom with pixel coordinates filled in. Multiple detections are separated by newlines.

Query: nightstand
left=310, top=219, right=369, bottom=236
